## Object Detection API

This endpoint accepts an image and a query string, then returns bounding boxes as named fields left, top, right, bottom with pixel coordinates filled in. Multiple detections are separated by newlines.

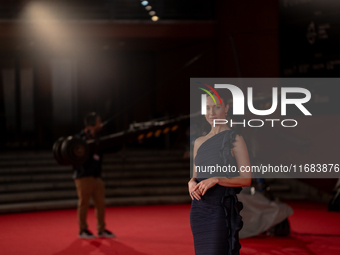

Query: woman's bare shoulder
left=234, top=134, right=245, bottom=143
left=232, top=134, right=247, bottom=151
left=194, top=136, right=206, bottom=146
left=193, top=135, right=208, bottom=150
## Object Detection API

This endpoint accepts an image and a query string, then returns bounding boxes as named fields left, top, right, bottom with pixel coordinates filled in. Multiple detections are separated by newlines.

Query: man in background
left=73, top=112, right=115, bottom=239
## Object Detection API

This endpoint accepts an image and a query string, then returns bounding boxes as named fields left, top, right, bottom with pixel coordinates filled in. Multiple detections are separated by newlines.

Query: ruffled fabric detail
left=219, top=130, right=243, bottom=254
left=221, top=187, right=243, bottom=255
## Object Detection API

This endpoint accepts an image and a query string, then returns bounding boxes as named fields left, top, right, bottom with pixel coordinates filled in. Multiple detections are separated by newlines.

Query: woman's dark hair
left=84, top=112, right=99, bottom=127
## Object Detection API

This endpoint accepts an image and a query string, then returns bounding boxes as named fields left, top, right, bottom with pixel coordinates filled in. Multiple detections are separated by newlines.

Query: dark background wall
left=0, top=0, right=338, bottom=193
left=0, top=0, right=282, bottom=147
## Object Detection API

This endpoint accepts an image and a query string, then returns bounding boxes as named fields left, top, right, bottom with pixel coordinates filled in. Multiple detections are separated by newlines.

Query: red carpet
left=0, top=201, right=339, bottom=255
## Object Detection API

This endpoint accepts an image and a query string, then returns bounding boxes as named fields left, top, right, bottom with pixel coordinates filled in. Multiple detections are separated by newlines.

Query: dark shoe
left=98, top=229, right=116, bottom=238
left=78, top=229, right=96, bottom=239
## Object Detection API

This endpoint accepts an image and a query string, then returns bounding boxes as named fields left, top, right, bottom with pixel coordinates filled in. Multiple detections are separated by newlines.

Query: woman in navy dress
left=189, top=92, right=251, bottom=255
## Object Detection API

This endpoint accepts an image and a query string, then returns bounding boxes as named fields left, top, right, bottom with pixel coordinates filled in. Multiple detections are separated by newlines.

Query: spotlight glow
left=23, top=2, right=72, bottom=51
left=149, top=11, right=156, bottom=16
left=145, top=6, right=152, bottom=11
left=141, top=1, right=148, bottom=6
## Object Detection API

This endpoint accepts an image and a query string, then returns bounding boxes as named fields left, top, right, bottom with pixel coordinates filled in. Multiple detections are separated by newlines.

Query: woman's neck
left=209, top=125, right=231, bottom=135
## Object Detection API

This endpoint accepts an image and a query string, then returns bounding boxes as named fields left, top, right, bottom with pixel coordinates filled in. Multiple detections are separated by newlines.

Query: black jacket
left=72, top=128, right=103, bottom=179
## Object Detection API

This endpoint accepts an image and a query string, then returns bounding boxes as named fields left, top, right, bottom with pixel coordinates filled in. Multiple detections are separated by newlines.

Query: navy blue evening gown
left=190, top=130, right=244, bottom=255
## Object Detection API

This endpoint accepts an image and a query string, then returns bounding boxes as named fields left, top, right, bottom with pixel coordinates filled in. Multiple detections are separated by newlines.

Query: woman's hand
left=193, top=178, right=219, bottom=196
left=188, top=179, right=202, bottom=200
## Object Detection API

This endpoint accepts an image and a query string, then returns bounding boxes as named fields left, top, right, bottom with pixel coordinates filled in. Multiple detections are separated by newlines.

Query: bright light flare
left=22, top=2, right=75, bottom=52
left=151, top=16, right=159, bottom=21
